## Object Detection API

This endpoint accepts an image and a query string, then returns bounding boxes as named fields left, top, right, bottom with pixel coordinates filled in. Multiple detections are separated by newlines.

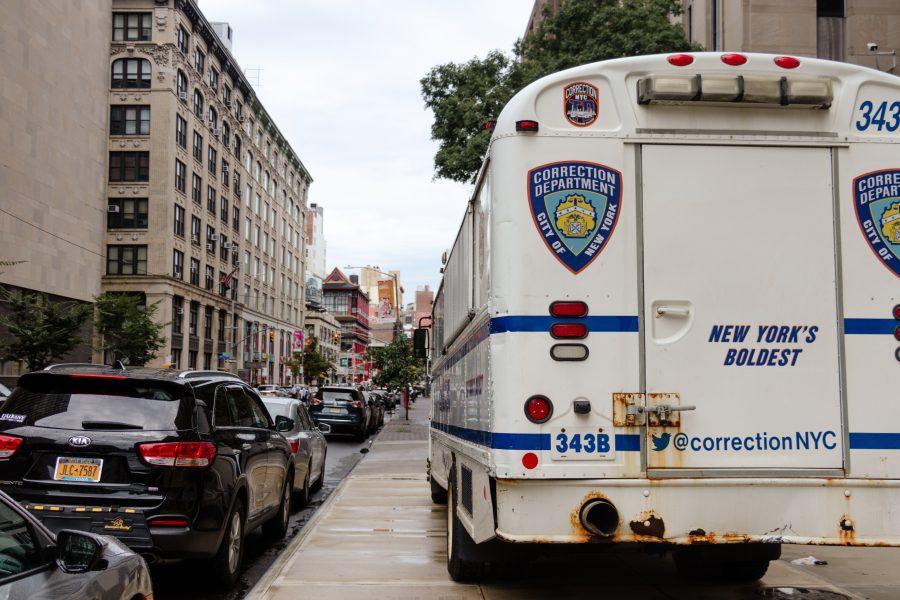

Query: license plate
left=54, top=457, right=103, bottom=482
left=323, top=407, right=345, bottom=415
left=550, top=429, right=615, bottom=461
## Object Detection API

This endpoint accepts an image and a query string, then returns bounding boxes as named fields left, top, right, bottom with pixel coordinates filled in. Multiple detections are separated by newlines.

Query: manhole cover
left=757, top=588, right=849, bottom=600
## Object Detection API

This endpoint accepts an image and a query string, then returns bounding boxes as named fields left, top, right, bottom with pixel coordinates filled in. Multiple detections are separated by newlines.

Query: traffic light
left=268, top=330, right=275, bottom=342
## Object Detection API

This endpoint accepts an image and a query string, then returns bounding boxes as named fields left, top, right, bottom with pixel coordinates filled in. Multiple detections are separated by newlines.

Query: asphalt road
left=150, top=416, right=388, bottom=600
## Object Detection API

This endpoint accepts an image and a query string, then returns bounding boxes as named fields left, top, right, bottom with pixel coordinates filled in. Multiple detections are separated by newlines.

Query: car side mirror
left=413, top=328, right=428, bottom=359
left=317, top=422, right=332, bottom=434
left=56, top=530, right=106, bottom=574
left=275, top=415, right=295, bottom=432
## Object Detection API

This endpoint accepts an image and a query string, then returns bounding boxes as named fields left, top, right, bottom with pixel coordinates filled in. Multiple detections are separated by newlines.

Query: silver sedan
left=262, top=398, right=329, bottom=506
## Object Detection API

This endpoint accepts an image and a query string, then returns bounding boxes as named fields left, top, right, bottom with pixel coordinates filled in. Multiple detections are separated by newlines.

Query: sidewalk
left=248, top=399, right=879, bottom=600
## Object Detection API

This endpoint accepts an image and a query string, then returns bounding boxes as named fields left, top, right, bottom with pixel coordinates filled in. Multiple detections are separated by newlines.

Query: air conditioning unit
left=213, top=128, right=222, bottom=136
left=238, top=116, right=245, bottom=123
left=175, top=307, right=184, bottom=316
left=191, top=234, right=200, bottom=243
left=209, top=233, right=219, bottom=241
left=224, top=99, right=232, bottom=108
left=222, top=163, right=229, bottom=172
left=178, top=91, right=188, bottom=101
left=107, top=204, right=120, bottom=213
left=222, top=242, right=233, bottom=249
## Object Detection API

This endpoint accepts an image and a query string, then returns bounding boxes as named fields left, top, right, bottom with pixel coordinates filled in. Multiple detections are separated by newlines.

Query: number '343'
left=855, top=100, right=900, bottom=133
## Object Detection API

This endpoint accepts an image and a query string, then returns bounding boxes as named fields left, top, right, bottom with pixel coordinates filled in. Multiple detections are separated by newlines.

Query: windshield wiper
left=81, top=420, right=143, bottom=430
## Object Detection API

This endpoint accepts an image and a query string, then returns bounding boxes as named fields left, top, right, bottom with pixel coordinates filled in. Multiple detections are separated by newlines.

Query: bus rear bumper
left=493, top=477, right=900, bottom=547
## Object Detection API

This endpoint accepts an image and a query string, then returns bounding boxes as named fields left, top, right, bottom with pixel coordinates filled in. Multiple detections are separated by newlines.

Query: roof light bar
left=637, top=74, right=831, bottom=109
left=667, top=54, right=694, bottom=67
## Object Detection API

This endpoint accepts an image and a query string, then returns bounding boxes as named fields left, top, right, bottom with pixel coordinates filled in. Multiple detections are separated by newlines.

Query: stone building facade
left=103, top=0, right=312, bottom=384
left=0, top=0, right=113, bottom=383
left=322, top=269, right=371, bottom=384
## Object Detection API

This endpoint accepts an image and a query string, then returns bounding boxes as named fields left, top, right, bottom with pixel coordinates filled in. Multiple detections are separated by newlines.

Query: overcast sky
left=202, top=0, right=532, bottom=301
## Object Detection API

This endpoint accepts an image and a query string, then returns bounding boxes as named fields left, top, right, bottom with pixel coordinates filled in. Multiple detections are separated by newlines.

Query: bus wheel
left=430, top=476, right=448, bottom=505
left=446, top=470, right=490, bottom=582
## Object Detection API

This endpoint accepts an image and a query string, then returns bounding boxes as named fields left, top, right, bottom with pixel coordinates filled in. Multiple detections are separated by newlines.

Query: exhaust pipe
left=579, top=498, right=619, bottom=538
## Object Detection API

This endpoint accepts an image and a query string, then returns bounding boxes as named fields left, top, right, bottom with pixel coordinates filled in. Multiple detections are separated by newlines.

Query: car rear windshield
left=1, top=376, right=193, bottom=431
left=262, top=400, right=291, bottom=418
left=321, top=390, right=355, bottom=402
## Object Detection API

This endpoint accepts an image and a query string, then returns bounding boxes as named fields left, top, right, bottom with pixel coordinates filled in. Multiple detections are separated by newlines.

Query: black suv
left=309, top=386, right=371, bottom=441
left=0, top=366, right=296, bottom=588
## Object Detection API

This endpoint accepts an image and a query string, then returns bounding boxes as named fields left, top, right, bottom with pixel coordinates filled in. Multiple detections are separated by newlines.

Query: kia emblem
left=68, top=436, right=92, bottom=447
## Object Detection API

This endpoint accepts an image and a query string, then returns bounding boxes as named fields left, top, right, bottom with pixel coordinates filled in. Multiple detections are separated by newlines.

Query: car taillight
left=350, top=400, right=363, bottom=408
left=549, top=301, right=588, bottom=318
left=147, top=516, right=189, bottom=527
left=0, top=435, right=22, bottom=459
left=550, top=323, right=588, bottom=339
left=138, top=441, right=216, bottom=467
left=524, top=395, right=553, bottom=424
left=290, top=439, right=299, bottom=454
left=310, top=398, right=322, bottom=406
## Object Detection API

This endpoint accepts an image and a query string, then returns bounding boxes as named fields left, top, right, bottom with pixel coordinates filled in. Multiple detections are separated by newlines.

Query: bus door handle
left=656, top=305, right=691, bottom=317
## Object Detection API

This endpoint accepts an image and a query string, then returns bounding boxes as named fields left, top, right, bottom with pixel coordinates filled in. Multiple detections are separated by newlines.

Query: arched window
left=111, top=58, right=150, bottom=89
left=234, top=135, right=242, bottom=157
left=193, top=89, right=204, bottom=117
left=176, top=70, right=187, bottom=99
left=254, top=161, right=261, bottom=181
left=222, top=122, right=231, bottom=146
left=208, top=106, right=218, bottom=129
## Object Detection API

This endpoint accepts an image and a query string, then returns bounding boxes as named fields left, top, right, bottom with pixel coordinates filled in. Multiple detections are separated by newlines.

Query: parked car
left=373, top=388, right=395, bottom=411
left=364, top=391, right=385, bottom=431
left=309, top=386, right=371, bottom=441
left=256, top=384, right=280, bottom=397
left=0, top=488, right=153, bottom=599
left=0, top=366, right=295, bottom=589
left=260, top=397, right=329, bottom=506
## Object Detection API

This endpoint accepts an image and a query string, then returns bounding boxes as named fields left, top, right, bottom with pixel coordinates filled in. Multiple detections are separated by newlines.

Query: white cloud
left=202, top=0, right=531, bottom=297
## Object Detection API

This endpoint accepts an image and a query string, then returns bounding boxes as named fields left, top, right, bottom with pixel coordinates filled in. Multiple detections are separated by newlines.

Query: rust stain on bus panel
left=629, top=511, right=665, bottom=538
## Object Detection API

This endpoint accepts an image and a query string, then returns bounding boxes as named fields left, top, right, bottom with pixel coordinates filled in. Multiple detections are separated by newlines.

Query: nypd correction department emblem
left=529, top=161, right=622, bottom=274
left=853, top=169, right=900, bottom=278
left=564, top=82, right=598, bottom=127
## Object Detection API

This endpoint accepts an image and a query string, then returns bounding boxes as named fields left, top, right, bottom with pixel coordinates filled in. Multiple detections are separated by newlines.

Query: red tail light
left=667, top=53, right=694, bottom=67
left=893, top=304, right=900, bottom=320
left=310, top=398, right=322, bottom=406
left=774, top=56, right=800, bottom=69
left=550, top=301, right=588, bottom=318
left=289, top=439, right=299, bottom=454
left=350, top=400, right=363, bottom=408
left=138, top=441, right=216, bottom=467
left=147, top=516, right=189, bottom=527
left=0, top=435, right=22, bottom=459
left=721, top=53, right=747, bottom=66
left=894, top=326, right=900, bottom=342
left=516, top=120, right=539, bottom=132
left=524, top=395, right=553, bottom=424
left=522, top=452, right=539, bottom=470
left=550, top=323, right=588, bottom=339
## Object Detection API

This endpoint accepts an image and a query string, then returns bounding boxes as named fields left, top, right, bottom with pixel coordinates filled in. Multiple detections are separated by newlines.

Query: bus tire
left=430, top=476, right=448, bottom=505
left=447, top=469, right=491, bottom=582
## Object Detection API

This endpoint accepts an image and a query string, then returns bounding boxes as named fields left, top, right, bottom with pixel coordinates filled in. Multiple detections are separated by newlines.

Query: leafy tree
left=94, top=293, right=165, bottom=366
left=370, top=335, right=425, bottom=394
left=0, top=286, right=92, bottom=371
left=284, top=337, right=334, bottom=384
left=421, top=0, right=698, bottom=182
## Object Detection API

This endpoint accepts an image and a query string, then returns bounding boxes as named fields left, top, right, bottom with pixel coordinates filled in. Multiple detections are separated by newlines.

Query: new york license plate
left=54, top=457, right=103, bottom=482
left=323, top=407, right=344, bottom=415
left=550, top=429, right=615, bottom=461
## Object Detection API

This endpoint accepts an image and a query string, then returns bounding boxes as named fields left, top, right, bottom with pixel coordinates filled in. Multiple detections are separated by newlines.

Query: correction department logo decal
left=528, top=161, right=622, bottom=274
left=853, top=169, right=900, bottom=278
left=564, top=82, right=598, bottom=127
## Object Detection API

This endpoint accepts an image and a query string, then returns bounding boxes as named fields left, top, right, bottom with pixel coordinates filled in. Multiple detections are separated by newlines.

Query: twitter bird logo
left=651, top=433, right=671, bottom=451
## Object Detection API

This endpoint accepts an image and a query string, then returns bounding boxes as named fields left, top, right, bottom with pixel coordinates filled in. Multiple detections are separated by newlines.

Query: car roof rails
left=43, top=363, right=111, bottom=372
left=178, top=370, right=242, bottom=382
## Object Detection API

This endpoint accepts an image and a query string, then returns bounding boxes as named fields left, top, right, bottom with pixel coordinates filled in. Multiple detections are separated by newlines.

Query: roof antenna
left=114, top=360, right=127, bottom=371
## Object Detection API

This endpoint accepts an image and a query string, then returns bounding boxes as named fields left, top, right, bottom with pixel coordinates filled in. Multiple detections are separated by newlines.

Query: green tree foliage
left=370, top=335, right=425, bottom=393
left=421, top=0, right=698, bottom=182
left=94, top=293, right=165, bottom=366
left=0, top=287, right=91, bottom=371
left=284, top=337, right=334, bottom=384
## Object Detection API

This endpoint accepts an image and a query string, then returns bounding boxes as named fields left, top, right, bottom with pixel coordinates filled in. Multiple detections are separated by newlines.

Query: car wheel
left=355, top=426, right=366, bottom=442
left=211, top=498, right=245, bottom=589
left=263, top=472, right=294, bottom=540
left=310, top=452, right=326, bottom=493
left=292, top=465, right=310, bottom=508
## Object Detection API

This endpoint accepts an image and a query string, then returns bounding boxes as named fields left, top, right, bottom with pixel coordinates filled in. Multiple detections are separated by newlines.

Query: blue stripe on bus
left=430, top=422, right=641, bottom=451
left=844, top=318, right=897, bottom=335
left=490, top=315, right=639, bottom=334
left=849, top=433, right=900, bottom=450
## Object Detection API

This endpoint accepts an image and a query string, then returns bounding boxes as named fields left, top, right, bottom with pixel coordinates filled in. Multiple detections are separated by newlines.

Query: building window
left=109, top=151, right=149, bottom=182
left=222, top=123, right=231, bottom=148
left=231, top=244, right=239, bottom=268
left=219, top=271, right=228, bottom=297
left=172, top=296, right=184, bottom=335
left=223, top=85, right=232, bottom=106
left=221, top=160, right=229, bottom=186
left=175, top=114, right=187, bottom=148
left=193, top=89, right=204, bottom=118
left=191, top=216, right=201, bottom=245
left=112, top=12, right=151, bottom=41
left=234, top=135, right=241, bottom=157
left=174, top=203, right=185, bottom=237
left=203, top=352, right=212, bottom=370
left=192, top=131, right=203, bottom=162
left=191, top=173, right=202, bottom=204
left=218, top=310, right=227, bottom=342
left=817, top=0, right=844, bottom=17
left=107, top=198, right=148, bottom=229
left=220, top=234, right=229, bottom=261
left=194, top=48, right=205, bottom=74
left=233, top=206, right=240, bottom=232
left=177, top=25, right=189, bottom=54
left=209, top=68, right=218, bottom=91
left=220, top=196, right=229, bottom=224
left=206, top=225, right=216, bottom=254
left=188, top=350, right=197, bottom=369
left=209, top=106, right=218, bottom=130
left=172, top=249, right=184, bottom=280
left=111, top=58, right=150, bottom=89
left=189, top=301, right=199, bottom=338
left=110, top=105, right=150, bottom=135
left=107, top=245, right=147, bottom=275
left=207, top=185, right=216, bottom=214
left=205, top=265, right=215, bottom=290
left=204, top=306, right=214, bottom=340
left=175, top=159, right=186, bottom=193
left=208, top=146, right=217, bottom=174
left=189, top=257, right=200, bottom=286
left=176, top=70, right=187, bottom=99
left=171, top=348, right=182, bottom=368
